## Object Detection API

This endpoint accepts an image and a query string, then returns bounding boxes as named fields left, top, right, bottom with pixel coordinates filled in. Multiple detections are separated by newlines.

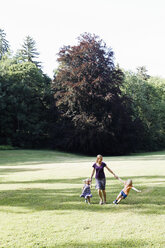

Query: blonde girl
left=113, top=179, right=141, bottom=204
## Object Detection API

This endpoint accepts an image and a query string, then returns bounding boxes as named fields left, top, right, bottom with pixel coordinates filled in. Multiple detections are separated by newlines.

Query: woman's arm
left=90, top=168, right=95, bottom=181
left=118, top=177, right=125, bottom=184
left=105, top=165, right=123, bottom=182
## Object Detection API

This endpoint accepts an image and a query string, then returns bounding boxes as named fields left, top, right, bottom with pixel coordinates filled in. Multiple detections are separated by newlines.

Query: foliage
left=0, top=28, right=164, bottom=154
left=52, top=33, right=138, bottom=155
left=0, top=28, right=10, bottom=60
left=121, top=70, right=165, bottom=151
left=0, top=145, right=15, bottom=150
left=16, top=35, right=41, bottom=67
left=0, top=57, right=53, bottom=148
left=136, top=66, right=150, bottom=80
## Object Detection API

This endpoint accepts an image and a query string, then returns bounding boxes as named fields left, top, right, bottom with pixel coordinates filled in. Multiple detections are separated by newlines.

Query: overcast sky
left=1, top=0, right=165, bottom=78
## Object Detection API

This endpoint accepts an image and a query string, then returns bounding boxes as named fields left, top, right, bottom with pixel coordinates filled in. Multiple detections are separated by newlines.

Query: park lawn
left=0, top=150, right=164, bottom=248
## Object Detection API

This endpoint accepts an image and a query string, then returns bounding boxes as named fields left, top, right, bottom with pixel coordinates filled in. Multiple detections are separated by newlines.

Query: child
left=113, top=179, right=141, bottom=205
left=80, top=178, right=92, bottom=204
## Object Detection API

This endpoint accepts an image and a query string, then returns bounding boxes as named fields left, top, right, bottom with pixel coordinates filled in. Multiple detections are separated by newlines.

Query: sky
left=1, top=0, right=165, bottom=78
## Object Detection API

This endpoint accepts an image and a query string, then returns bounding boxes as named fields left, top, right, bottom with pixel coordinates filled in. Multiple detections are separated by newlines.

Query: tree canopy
left=0, top=56, right=53, bottom=148
left=121, top=70, right=165, bottom=151
left=0, top=29, right=164, bottom=154
left=52, top=33, right=138, bottom=155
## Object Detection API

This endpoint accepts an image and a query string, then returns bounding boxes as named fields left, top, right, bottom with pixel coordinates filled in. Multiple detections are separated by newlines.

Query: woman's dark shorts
left=95, top=178, right=106, bottom=190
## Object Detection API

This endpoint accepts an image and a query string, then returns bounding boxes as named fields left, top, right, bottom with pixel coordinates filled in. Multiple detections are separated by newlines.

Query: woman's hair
left=96, top=154, right=103, bottom=163
left=126, top=179, right=132, bottom=186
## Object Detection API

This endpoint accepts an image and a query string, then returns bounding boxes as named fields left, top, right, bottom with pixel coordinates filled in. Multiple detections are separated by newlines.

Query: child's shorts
left=121, top=190, right=127, bottom=199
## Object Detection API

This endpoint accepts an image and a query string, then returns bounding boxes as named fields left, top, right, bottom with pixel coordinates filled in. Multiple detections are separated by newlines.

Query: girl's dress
left=80, top=185, right=92, bottom=199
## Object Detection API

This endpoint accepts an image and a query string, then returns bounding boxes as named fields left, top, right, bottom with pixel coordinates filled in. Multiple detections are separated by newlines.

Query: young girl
left=80, top=178, right=92, bottom=204
left=113, top=179, right=141, bottom=204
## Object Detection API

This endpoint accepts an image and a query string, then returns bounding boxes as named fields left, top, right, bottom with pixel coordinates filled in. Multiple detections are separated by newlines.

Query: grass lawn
left=0, top=150, right=165, bottom=248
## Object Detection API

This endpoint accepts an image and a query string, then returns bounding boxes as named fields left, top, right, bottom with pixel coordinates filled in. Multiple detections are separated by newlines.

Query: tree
left=136, top=66, right=150, bottom=80
left=0, top=57, right=53, bottom=148
left=121, top=71, right=165, bottom=151
left=16, top=36, right=40, bottom=67
left=0, top=29, right=10, bottom=60
left=52, top=33, right=137, bottom=155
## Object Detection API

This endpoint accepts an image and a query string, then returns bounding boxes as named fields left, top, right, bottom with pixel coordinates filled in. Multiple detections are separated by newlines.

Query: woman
left=90, top=154, right=120, bottom=204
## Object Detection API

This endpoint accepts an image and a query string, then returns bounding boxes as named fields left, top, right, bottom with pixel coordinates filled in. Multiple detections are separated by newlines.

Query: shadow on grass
left=0, top=150, right=164, bottom=167
left=47, top=239, right=150, bottom=248
left=0, top=149, right=94, bottom=166
left=0, top=176, right=164, bottom=215
left=1, top=175, right=165, bottom=184
left=0, top=168, right=42, bottom=175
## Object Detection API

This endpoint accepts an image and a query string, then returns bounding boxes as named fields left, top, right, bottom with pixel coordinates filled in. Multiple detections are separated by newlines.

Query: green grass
left=0, top=150, right=165, bottom=248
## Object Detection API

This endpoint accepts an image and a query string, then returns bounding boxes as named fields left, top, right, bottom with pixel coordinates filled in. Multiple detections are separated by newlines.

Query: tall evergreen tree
left=17, top=36, right=40, bottom=67
left=52, top=33, right=137, bottom=155
left=0, top=29, right=10, bottom=60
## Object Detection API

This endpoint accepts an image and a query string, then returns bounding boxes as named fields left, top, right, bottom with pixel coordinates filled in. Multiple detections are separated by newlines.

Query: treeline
left=0, top=29, right=164, bottom=155
left=0, top=29, right=54, bottom=148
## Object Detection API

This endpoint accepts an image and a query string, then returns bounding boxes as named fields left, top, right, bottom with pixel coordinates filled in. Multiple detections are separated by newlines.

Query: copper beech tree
left=52, top=33, right=137, bottom=155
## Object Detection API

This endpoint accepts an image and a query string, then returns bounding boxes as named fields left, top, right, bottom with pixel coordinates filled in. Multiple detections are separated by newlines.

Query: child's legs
left=87, top=196, right=90, bottom=203
left=117, top=196, right=124, bottom=203
left=116, top=192, right=122, bottom=200
left=116, top=191, right=127, bottom=204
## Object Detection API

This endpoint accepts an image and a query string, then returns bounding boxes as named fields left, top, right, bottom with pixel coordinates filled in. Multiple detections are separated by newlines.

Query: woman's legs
left=102, top=190, right=106, bottom=203
left=98, top=189, right=103, bottom=204
left=96, top=178, right=106, bottom=204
